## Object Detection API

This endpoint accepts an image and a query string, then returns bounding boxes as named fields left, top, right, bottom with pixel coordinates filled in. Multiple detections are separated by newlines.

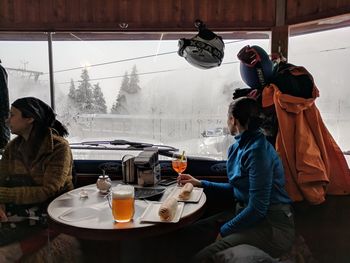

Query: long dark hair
left=228, top=97, right=263, bottom=131
left=12, top=97, right=69, bottom=137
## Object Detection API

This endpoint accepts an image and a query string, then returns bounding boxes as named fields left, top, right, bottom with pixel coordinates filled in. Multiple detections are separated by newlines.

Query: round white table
left=48, top=182, right=206, bottom=241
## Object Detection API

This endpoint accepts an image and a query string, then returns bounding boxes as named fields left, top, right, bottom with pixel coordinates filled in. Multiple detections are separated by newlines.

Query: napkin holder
left=122, top=155, right=137, bottom=184
left=134, top=149, right=161, bottom=186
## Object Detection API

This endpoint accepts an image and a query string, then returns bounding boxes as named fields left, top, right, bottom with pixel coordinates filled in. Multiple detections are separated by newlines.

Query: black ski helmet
left=178, top=20, right=225, bottom=69
left=237, top=45, right=274, bottom=89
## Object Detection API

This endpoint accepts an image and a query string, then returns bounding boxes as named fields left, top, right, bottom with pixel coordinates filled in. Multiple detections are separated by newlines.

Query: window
left=4, top=28, right=349, bottom=160
left=6, top=28, right=349, bottom=160
left=51, top=34, right=270, bottom=160
left=0, top=33, right=50, bottom=110
left=1, top=32, right=270, bottom=160
left=289, top=26, right=350, bottom=152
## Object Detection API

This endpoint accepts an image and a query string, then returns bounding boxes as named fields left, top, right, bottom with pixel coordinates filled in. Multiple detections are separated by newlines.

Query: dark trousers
left=121, top=204, right=294, bottom=263
left=193, top=204, right=295, bottom=263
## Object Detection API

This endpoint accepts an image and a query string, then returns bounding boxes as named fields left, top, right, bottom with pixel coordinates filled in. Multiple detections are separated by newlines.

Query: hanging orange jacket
left=262, top=83, right=350, bottom=205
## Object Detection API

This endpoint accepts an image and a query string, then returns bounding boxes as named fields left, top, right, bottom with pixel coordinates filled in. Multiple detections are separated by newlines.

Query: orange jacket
left=262, top=84, right=350, bottom=204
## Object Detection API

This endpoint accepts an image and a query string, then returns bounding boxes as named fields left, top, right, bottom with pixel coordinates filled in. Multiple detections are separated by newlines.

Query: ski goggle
left=237, top=45, right=262, bottom=67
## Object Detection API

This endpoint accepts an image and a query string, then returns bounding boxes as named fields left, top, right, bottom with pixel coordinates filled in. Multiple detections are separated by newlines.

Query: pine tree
left=92, top=83, right=107, bottom=113
left=128, top=65, right=141, bottom=94
left=120, top=71, right=129, bottom=92
left=110, top=101, right=118, bottom=113
left=68, top=79, right=76, bottom=102
left=75, top=68, right=94, bottom=113
left=111, top=94, right=128, bottom=114
left=110, top=66, right=141, bottom=114
left=111, top=71, right=129, bottom=114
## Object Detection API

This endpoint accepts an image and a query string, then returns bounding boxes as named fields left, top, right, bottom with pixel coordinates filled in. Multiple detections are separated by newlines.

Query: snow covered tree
left=111, top=65, right=142, bottom=114
left=120, top=71, right=129, bottom=92
left=111, top=72, right=129, bottom=114
left=128, top=65, right=141, bottom=94
left=92, top=83, right=107, bottom=113
left=68, top=79, right=76, bottom=102
left=75, top=68, right=94, bottom=113
left=111, top=93, right=128, bottom=114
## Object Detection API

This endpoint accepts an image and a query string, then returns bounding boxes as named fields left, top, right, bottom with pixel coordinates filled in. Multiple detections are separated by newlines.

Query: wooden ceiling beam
left=0, top=0, right=349, bottom=40
left=271, top=0, right=290, bottom=59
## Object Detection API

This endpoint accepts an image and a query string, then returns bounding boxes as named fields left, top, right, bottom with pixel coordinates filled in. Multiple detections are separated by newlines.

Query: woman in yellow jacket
left=0, top=97, right=81, bottom=262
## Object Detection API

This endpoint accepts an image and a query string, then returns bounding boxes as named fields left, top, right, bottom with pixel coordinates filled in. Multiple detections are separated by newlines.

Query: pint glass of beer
left=112, top=184, right=135, bottom=223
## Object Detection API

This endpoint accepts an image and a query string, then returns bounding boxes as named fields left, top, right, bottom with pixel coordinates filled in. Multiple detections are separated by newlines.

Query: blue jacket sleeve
left=201, top=180, right=233, bottom=201
left=220, top=147, right=273, bottom=236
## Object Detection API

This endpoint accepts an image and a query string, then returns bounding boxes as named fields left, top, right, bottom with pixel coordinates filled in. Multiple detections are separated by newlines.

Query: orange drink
left=172, top=152, right=187, bottom=187
left=172, top=160, right=187, bottom=174
left=112, top=185, right=134, bottom=223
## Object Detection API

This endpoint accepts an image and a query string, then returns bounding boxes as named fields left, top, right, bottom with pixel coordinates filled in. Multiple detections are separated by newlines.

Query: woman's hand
left=177, top=174, right=202, bottom=187
left=0, top=204, right=8, bottom=222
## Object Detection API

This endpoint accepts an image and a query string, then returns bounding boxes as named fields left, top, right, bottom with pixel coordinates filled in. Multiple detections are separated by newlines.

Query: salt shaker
left=96, top=170, right=112, bottom=194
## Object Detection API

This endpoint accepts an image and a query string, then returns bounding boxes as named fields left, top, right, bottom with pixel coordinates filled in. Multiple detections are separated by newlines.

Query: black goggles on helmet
left=237, top=45, right=262, bottom=67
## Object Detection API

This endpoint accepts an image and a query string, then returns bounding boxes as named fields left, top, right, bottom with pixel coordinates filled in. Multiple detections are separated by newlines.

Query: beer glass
left=111, top=184, right=135, bottom=223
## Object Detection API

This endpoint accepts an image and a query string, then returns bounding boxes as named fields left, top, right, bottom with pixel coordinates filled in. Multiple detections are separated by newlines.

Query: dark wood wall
left=0, top=0, right=349, bottom=33
left=0, top=0, right=274, bottom=32
left=287, top=0, right=350, bottom=25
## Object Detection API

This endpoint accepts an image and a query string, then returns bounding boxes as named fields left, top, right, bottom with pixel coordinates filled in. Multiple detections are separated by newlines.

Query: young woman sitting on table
left=177, top=97, right=295, bottom=263
left=0, top=97, right=81, bottom=262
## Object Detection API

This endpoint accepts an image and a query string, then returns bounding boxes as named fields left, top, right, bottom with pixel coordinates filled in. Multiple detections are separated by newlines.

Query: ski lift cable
left=43, top=51, right=177, bottom=75
left=43, top=40, right=246, bottom=75
left=56, top=68, right=178, bottom=84
left=49, top=44, right=350, bottom=84
left=43, top=42, right=350, bottom=84
left=55, top=60, right=240, bottom=85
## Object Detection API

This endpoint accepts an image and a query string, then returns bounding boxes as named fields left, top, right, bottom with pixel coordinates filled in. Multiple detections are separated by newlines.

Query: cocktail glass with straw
left=172, top=151, right=187, bottom=186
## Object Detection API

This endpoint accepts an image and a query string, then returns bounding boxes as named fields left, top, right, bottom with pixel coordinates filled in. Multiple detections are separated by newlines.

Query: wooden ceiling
left=0, top=0, right=349, bottom=40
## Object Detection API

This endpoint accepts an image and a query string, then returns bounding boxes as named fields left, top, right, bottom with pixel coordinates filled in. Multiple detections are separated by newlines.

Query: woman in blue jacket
left=177, top=97, right=295, bottom=263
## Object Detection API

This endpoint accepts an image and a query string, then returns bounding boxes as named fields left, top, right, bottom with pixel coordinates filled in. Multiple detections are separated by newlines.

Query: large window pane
left=0, top=33, right=50, bottom=109
left=289, top=26, right=350, bottom=152
left=52, top=33, right=270, bottom=160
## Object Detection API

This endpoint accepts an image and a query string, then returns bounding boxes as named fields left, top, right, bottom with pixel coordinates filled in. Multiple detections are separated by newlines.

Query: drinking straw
left=180, top=150, right=185, bottom=161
